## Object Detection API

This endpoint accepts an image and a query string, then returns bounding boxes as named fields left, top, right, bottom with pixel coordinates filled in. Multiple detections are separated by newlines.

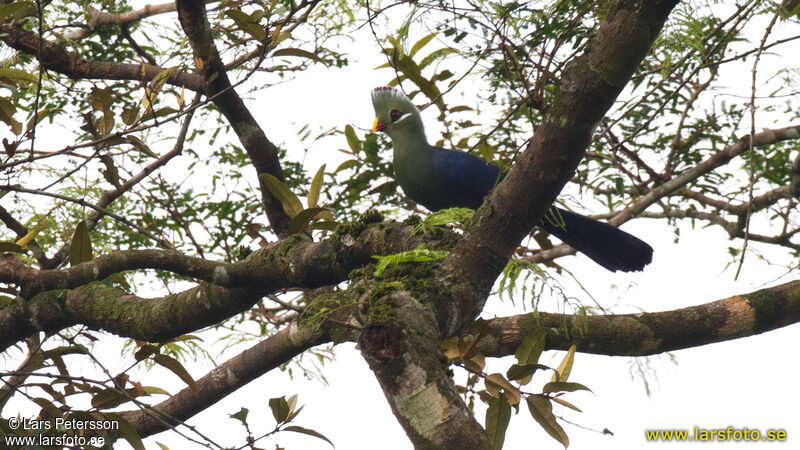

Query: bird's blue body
left=370, top=87, right=653, bottom=272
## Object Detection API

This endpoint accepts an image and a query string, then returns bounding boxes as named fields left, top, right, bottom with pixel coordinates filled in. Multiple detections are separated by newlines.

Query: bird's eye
left=389, top=109, right=403, bottom=122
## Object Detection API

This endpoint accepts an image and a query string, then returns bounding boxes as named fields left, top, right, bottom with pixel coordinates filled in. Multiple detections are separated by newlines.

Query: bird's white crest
left=371, top=87, right=419, bottom=115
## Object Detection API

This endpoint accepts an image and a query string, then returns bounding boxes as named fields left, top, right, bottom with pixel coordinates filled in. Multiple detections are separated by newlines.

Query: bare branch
left=477, top=279, right=800, bottom=357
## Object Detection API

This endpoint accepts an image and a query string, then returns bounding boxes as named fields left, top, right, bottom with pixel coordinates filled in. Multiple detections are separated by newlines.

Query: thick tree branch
left=175, top=0, right=292, bottom=237
left=477, top=280, right=800, bottom=357
left=0, top=21, right=205, bottom=92
left=357, top=3, right=681, bottom=448
left=121, top=322, right=327, bottom=438
left=3, top=220, right=419, bottom=298
left=0, top=220, right=431, bottom=349
left=445, top=0, right=681, bottom=333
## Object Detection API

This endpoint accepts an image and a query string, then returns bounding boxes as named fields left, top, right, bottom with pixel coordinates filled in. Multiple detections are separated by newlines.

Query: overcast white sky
left=6, top=3, right=800, bottom=449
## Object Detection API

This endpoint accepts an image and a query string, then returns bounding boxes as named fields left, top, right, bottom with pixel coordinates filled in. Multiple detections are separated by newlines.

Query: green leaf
left=226, top=9, right=266, bottom=41
left=104, top=413, right=145, bottom=450
left=418, top=47, right=457, bottom=70
left=26, top=107, right=60, bottom=132
left=269, top=396, right=290, bottom=423
left=506, top=363, right=549, bottom=384
left=121, top=105, right=140, bottom=126
left=781, top=0, right=800, bottom=17
left=551, top=344, right=576, bottom=382
left=153, top=354, right=197, bottom=394
left=372, top=246, right=448, bottom=277
left=273, top=48, right=328, bottom=67
left=69, top=220, right=92, bottom=266
left=334, top=159, right=359, bottom=173
left=284, top=425, right=334, bottom=447
left=409, top=32, right=437, bottom=58
left=526, top=396, right=569, bottom=448
left=0, top=1, right=36, bottom=20
left=259, top=173, right=304, bottom=218
left=0, top=68, right=38, bottom=83
left=412, top=207, right=474, bottom=234
left=515, top=328, right=549, bottom=366
left=125, top=136, right=158, bottom=158
left=542, top=381, right=592, bottom=394
left=229, top=407, right=249, bottom=424
left=100, top=155, right=122, bottom=188
left=308, top=164, right=326, bottom=208
left=485, top=373, right=521, bottom=405
left=344, top=125, right=360, bottom=153
left=288, top=207, right=333, bottom=234
left=0, top=97, right=22, bottom=135
left=486, top=394, right=511, bottom=450
left=552, top=397, right=583, bottom=413
left=148, top=67, right=178, bottom=94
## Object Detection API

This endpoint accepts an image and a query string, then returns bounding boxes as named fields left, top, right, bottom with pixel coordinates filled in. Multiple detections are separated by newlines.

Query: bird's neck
left=387, top=120, right=430, bottom=160
left=387, top=123, right=435, bottom=197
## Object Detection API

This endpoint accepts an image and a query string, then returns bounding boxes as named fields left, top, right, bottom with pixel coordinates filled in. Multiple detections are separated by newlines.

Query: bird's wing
left=429, top=146, right=503, bottom=210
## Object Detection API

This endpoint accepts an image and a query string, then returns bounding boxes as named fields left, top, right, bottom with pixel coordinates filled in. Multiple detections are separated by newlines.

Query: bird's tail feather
left=539, top=207, right=653, bottom=272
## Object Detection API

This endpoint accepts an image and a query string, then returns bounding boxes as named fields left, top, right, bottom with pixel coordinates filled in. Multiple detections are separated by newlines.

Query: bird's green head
left=371, top=87, right=426, bottom=142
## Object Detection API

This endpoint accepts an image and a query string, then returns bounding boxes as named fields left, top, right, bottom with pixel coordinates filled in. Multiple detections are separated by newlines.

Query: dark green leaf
left=486, top=394, right=511, bottom=450
left=69, top=221, right=92, bottom=266
left=344, top=125, right=360, bottom=153
left=269, top=396, right=290, bottom=423
left=153, top=354, right=198, bottom=394
left=0, top=68, right=37, bottom=83
left=230, top=407, right=249, bottom=424
left=273, top=48, right=328, bottom=66
left=284, top=425, right=334, bottom=447
left=514, top=328, right=549, bottom=365
left=288, top=207, right=332, bottom=234
left=104, top=413, right=146, bottom=450
left=308, top=164, right=326, bottom=208
left=542, top=381, right=592, bottom=394
left=526, top=396, right=569, bottom=448
left=259, top=173, right=304, bottom=218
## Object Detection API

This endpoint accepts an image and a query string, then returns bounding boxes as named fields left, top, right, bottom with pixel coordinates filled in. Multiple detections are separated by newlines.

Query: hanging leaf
left=485, top=394, right=511, bottom=450
left=103, top=413, right=146, bottom=450
left=284, top=425, right=334, bottom=447
left=259, top=173, right=304, bottom=218
left=0, top=97, right=22, bottom=135
left=527, top=396, right=569, bottom=448
left=69, top=221, right=92, bottom=266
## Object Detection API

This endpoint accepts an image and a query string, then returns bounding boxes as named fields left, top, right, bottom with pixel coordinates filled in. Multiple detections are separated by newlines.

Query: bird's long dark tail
left=538, top=207, right=653, bottom=272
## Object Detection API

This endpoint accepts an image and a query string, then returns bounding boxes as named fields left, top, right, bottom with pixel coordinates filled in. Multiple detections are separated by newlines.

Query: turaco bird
left=370, top=86, right=653, bottom=272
